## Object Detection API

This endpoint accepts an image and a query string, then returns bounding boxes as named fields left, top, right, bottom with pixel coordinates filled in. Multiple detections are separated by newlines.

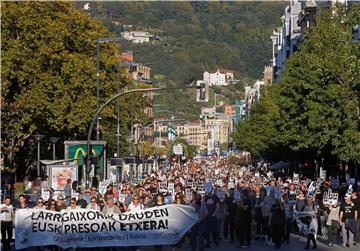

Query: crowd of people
left=1, top=157, right=360, bottom=251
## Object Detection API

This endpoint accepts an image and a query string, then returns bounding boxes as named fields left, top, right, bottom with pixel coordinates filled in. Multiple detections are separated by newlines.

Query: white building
left=203, top=69, right=234, bottom=86
left=121, top=31, right=153, bottom=43
left=271, top=0, right=302, bottom=83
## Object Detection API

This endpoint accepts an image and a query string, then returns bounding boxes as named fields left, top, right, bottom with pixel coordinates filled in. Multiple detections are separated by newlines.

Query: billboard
left=49, top=165, right=78, bottom=191
left=64, top=141, right=107, bottom=180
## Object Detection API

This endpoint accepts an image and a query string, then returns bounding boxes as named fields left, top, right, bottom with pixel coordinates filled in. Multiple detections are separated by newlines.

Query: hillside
left=75, top=1, right=286, bottom=118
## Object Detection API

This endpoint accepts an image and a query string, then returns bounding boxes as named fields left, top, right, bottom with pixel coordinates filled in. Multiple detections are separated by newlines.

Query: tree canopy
left=232, top=5, right=360, bottom=166
left=1, top=2, right=148, bottom=178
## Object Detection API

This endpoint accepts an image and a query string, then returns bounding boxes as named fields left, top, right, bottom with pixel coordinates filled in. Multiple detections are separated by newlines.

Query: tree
left=232, top=4, right=360, bottom=168
left=1, top=2, right=143, bottom=178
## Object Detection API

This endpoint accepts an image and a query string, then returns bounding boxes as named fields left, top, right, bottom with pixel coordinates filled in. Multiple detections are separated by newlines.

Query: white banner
left=15, top=205, right=197, bottom=249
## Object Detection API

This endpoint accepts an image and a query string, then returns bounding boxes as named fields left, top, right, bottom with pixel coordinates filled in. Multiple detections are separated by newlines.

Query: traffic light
left=196, top=80, right=208, bottom=102
left=353, top=24, right=359, bottom=41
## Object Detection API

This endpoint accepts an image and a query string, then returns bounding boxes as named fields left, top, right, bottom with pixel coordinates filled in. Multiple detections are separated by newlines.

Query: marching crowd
left=1, top=157, right=360, bottom=251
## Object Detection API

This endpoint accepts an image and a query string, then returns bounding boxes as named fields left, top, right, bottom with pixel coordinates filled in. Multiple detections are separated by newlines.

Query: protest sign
left=98, top=180, right=111, bottom=196
left=41, top=188, right=50, bottom=201
left=192, top=181, right=199, bottom=191
left=118, top=194, right=126, bottom=204
left=288, top=191, right=297, bottom=206
left=217, top=190, right=226, bottom=202
left=274, top=187, right=282, bottom=200
left=167, top=182, right=175, bottom=193
left=293, top=173, right=299, bottom=184
left=204, top=182, right=212, bottom=193
left=234, top=190, right=241, bottom=202
left=159, top=181, right=168, bottom=193
left=185, top=192, right=193, bottom=203
left=319, top=168, right=326, bottom=180
left=15, top=205, right=197, bottom=249
left=323, top=189, right=338, bottom=206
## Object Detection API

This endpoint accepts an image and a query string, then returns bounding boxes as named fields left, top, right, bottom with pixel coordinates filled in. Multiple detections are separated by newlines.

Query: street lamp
left=8, top=129, right=16, bottom=181
left=96, top=37, right=122, bottom=141
left=33, top=134, right=44, bottom=177
left=50, top=137, right=60, bottom=160
left=8, top=129, right=16, bottom=163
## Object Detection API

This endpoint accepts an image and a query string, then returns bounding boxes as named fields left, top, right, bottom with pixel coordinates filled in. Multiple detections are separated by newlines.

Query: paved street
left=8, top=235, right=357, bottom=251
left=160, top=235, right=359, bottom=251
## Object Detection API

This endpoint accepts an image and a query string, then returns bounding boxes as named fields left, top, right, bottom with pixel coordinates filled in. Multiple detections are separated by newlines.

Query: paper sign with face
left=347, top=184, right=353, bottom=195
left=288, top=191, right=297, bottom=205
left=159, top=181, right=168, bottom=193
left=118, top=193, right=126, bottom=203
left=204, top=182, right=212, bottom=193
left=186, top=191, right=193, bottom=203
left=234, top=190, right=241, bottom=202
left=41, top=188, right=50, bottom=201
left=293, top=173, right=300, bottom=184
left=217, top=190, right=226, bottom=202
left=98, top=182, right=107, bottom=196
left=168, top=182, right=175, bottom=192
left=275, top=187, right=282, bottom=199
left=228, top=181, right=235, bottom=189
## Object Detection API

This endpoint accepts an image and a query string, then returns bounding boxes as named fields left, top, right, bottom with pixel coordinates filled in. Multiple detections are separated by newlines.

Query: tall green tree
left=232, top=4, right=360, bottom=166
left=1, top=2, right=145, bottom=178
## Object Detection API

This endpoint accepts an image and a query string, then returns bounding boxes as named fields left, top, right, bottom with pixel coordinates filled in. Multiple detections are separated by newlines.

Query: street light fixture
left=96, top=37, right=123, bottom=141
left=33, top=134, right=44, bottom=177
left=8, top=129, right=16, bottom=181
left=50, top=137, right=60, bottom=160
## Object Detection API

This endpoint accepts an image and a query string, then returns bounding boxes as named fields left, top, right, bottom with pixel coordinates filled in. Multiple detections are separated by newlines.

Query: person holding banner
left=47, top=199, right=57, bottom=211
left=15, top=194, right=29, bottom=210
left=87, top=196, right=100, bottom=210
left=56, top=195, right=67, bottom=211
left=102, top=194, right=121, bottom=214
left=190, top=193, right=208, bottom=251
left=67, top=197, right=80, bottom=210
left=128, top=194, right=144, bottom=212
left=0, top=196, right=14, bottom=251
left=34, top=198, right=46, bottom=209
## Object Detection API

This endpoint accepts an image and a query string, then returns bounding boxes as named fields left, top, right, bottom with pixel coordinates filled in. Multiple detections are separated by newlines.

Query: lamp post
left=116, top=62, right=121, bottom=157
left=96, top=37, right=122, bottom=141
left=8, top=129, right=16, bottom=164
left=214, top=93, right=218, bottom=109
left=33, top=134, right=44, bottom=177
left=8, top=129, right=16, bottom=181
left=50, top=137, right=60, bottom=160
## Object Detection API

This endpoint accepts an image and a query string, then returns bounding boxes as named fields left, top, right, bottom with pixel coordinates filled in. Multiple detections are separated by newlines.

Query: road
left=6, top=235, right=358, bottom=251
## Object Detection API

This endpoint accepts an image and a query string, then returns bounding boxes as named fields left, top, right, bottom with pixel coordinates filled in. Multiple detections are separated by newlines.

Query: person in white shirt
left=1, top=196, right=14, bottom=251
left=34, top=198, right=46, bottom=209
left=128, top=194, right=144, bottom=213
left=67, top=198, right=80, bottom=210
left=87, top=196, right=100, bottom=210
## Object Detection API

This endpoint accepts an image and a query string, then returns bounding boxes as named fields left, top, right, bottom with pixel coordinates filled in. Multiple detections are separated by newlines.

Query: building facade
left=121, top=31, right=153, bottom=43
left=203, top=69, right=234, bottom=86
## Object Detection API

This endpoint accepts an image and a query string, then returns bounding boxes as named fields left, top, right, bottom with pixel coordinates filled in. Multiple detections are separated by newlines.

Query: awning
left=269, top=161, right=291, bottom=170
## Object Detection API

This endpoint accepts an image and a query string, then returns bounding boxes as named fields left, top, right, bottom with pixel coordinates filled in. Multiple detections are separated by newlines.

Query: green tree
left=1, top=2, right=146, bottom=178
left=232, top=5, right=360, bottom=166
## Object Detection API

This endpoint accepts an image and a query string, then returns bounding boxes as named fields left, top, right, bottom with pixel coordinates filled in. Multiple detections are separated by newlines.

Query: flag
left=167, top=123, right=177, bottom=140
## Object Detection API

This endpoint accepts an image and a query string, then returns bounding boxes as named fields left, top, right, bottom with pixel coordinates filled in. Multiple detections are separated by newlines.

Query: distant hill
left=75, top=1, right=286, bottom=118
